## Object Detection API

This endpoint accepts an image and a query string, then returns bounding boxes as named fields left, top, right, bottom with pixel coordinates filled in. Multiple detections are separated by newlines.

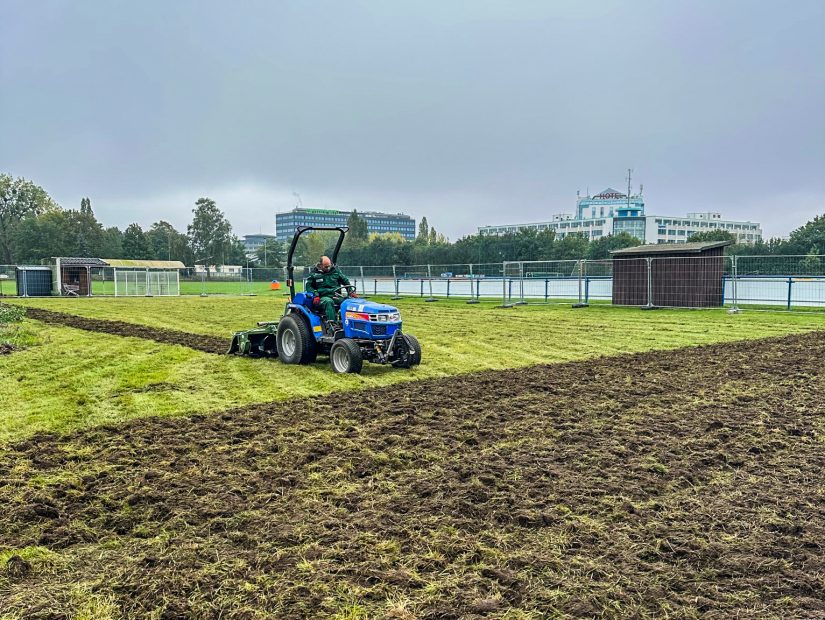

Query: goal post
left=113, top=269, right=180, bottom=296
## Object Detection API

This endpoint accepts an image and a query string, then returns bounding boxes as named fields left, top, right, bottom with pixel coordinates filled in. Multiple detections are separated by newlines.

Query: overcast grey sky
left=1, top=0, right=823, bottom=239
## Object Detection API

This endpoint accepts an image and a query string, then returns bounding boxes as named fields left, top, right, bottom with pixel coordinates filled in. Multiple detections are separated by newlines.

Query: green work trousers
left=318, top=296, right=337, bottom=321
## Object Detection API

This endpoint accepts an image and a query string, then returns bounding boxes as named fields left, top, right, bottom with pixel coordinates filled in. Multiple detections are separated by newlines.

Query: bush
left=0, top=304, right=24, bottom=325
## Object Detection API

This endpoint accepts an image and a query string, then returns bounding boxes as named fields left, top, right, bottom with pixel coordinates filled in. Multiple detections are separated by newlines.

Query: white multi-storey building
left=479, top=188, right=762, bottom=244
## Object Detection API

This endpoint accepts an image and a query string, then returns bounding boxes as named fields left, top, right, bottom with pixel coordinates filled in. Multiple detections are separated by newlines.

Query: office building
left=479, top=188, right=762, bottom=244
left=275, top=208, right=416, bottom=242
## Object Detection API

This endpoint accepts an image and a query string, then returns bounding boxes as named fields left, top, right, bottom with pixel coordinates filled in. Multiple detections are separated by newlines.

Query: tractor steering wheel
left=334, top=284, right=357, bottom=298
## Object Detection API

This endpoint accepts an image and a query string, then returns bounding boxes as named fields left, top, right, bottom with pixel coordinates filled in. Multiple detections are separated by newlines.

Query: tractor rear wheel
left=392, top=333, right=422, bottom=368
left=277, top=314, right=317, bottom=365
left=330, top=338, right=363, bottom=374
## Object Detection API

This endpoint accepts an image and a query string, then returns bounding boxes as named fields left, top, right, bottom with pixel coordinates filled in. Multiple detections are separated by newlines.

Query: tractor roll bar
left=285, top=226, right=349, bottom=299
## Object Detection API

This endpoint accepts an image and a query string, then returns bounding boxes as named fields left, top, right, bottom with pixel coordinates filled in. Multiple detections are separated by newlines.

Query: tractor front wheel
left=277, top=314, right=317, bottom=365
left=330, top=338, right=363, bottom=374
left=392, top=333, right=422, bottom=368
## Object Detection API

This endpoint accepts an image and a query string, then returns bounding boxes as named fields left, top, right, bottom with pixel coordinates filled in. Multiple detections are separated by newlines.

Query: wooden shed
left=610, top=241, right=732, bottom=308
left=53, top=257, right=109, bottom=296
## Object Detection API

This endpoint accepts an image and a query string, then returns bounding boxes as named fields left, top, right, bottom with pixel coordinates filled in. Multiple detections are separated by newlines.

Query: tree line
left=1, top=174, right=247, bottom=269
left=3, top=173, right=825, bottom=270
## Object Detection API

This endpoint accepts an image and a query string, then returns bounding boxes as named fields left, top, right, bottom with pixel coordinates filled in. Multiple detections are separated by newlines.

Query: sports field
left=1, top=296, right=824, bottom=618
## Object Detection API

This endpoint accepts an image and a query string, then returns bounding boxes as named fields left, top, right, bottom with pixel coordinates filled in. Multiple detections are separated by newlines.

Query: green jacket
left=306, top=265, right=350, bottom=297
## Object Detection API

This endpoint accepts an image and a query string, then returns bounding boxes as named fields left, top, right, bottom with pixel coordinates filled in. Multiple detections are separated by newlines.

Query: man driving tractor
left=305, top=255, right=357, bottom=324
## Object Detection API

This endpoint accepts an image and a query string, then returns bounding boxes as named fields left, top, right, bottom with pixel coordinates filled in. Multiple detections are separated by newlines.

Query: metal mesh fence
left=0, top=265, right=18, bottom=297
left=2, top=257, right=825, bottom=311
left=649, top=255, right=733, bottom=308
left=735, top=255, right=825, bottom=309
left=114, top=270, right=179, bottom=296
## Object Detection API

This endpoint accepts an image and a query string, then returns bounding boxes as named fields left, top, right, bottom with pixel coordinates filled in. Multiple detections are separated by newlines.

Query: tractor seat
left=295, top=288, right=321, bottom=314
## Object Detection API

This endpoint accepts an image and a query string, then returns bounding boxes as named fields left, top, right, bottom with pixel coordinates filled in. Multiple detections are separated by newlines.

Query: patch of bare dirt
left=2, top=332, right=825, bottom=618
left=23, top=307, right=228, bottom=354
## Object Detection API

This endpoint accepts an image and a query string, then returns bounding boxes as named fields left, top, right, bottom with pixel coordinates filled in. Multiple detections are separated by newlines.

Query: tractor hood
left=340, top=298, right=398, bottom=315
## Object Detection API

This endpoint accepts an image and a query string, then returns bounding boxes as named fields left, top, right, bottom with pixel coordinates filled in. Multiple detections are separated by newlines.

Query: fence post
left=200, top=272, right=207, bottom=297
left=642, top=257, right=655, bottom=309
left=544, top=278, right=549, bottom=301
left=467, top=276, right=480, bottom=304
left=391, top=266, right=401, bottom=299
left=425, top=265, right=438, bottom=302
left=573, top=259, right=589, bottom=308
left=787, top=277, right=793, bottom=311
left=729, top=255, right=741, bottom=313
left=499, top=263, right=514, bottom=308
left=516, top=262, right=527, bottom=305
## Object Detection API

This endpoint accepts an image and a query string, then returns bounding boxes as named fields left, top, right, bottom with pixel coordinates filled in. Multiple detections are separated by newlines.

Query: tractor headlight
left=388, top=312, right=401, bottom=322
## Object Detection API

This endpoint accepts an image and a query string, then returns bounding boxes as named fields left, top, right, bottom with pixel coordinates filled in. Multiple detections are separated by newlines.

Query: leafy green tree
left=417, top=217, right=429, bottom=243
left=429, top=227, right=437, bottom=245
left=187, top=198, right=233, bottom=275
left=553, top=234, right=589, bottom=260
left=147, top=221, right=190, bottom=262
left=0, top=174, right=60, bottom=263
left=67, top=199, right=104, bottom=257
left=800, top=247, right=823, bottom=275
left=12, top=202, right=106, bottom=262
left=346, top=210, right=369, bottom=243
left=224, top=236, right=248, bottom=265
left=687, top=230, right=737, bottom=244
left=585, top=232, right=641, bottom=260
left=295, top=232, right=327, bottom=266
left=122, top=223, right=151, bottom=259
left=100, top=226, right=124, bottom=259
left=12, top=211, right=71, bottom=262
left=254, top=239, right=286, bottom=267
left=786, top=214, right=825, bottom=255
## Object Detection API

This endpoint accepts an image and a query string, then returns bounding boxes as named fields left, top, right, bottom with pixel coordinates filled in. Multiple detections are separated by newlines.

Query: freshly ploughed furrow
left=1, top=331, right=825, bottom=618
left=23, top=306, right=228, bottom=354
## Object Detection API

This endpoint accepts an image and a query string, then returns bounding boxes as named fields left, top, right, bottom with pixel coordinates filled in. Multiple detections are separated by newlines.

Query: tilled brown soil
left=2, top=333, right=825, bottom=619
left=23, top=306, right=228, bottom=354
left=0, top=342, right=16, bottom=355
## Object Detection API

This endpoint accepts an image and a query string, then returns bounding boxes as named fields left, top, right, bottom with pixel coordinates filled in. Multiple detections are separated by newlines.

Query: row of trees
left=4, top=173, right=825, bottom=270
left=1, top=174, right=247, bottom=269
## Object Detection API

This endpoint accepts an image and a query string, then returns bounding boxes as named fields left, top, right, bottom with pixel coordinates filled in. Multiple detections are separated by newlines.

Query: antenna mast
left=626, top=168, right=632, bottom=211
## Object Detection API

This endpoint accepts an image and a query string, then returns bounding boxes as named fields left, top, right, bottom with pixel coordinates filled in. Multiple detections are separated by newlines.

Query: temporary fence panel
left=734, top=255, right=825, bottom=308
left=0, top=265, right=19, bottom=297
left=502, top=260, right=588, bottom=305
left=114, top=269, right=180, bottom=296
left=649, top=255, right=733, bottom=308
left=4, top=258, right=825, bottom=310
left=582, top=260, right=613, bottom=303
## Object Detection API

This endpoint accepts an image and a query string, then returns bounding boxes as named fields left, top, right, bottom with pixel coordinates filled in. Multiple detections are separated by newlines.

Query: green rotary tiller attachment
left=228, top=321, right=279, bottom=357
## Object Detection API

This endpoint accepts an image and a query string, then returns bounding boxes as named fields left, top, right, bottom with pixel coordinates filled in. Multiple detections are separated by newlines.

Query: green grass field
left=2, top=295, right=824, bottom=444
left=3, top=296, right=825, bottom=619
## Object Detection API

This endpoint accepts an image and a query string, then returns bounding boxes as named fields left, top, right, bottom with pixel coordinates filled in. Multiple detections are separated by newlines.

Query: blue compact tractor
left=229, top=226, right=421, bottom=374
